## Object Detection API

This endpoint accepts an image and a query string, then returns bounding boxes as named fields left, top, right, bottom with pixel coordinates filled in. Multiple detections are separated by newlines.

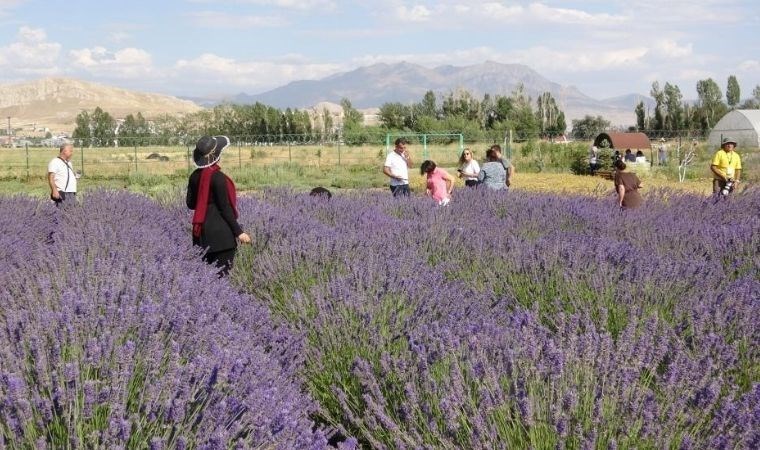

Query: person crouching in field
left=187, top=136, right=251, bottom=277
left=421, top=160, right=455, bottom=206
left=613, top=159, right=643, bottom=209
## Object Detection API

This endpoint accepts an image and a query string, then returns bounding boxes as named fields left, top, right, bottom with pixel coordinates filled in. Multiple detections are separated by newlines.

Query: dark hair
left=625, top=149, right=632, bottom=154
left=486, top=148, right=499, bottom=161
left=458, top=148, right=473, bottom=165
left=309, top=187, right=332, bottom=199
left=613, top=159, right=626, bottom=171
left=394, top=137, right=409, bottom=146
left=636, top=150, right=644, bottom=157
left=490, top=144, right=502, bottom=153
left=420, top=160, right=436, bottom=175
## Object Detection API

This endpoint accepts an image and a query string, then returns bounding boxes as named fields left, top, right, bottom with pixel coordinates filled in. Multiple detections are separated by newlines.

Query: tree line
left=71, top=75, right=760, bottom=148
left=634, top=75, right=760, bottom=137
left=71, top=86, right=569, bottom=147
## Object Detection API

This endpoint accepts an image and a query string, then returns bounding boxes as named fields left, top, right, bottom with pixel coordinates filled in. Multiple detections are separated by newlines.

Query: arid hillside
left=0, top=78, right=202, bottom=134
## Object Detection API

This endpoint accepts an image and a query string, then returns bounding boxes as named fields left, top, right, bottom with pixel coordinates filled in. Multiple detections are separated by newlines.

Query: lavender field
left=1, top=187, right=758, bottom=449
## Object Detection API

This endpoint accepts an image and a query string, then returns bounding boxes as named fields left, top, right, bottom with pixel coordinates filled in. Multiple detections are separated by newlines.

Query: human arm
left=506, top=164, right=514, bottom=186
left=710, top=164, right=728, bottom=181
left=616, top=184, right=625, bottom=207
left=383, top=165, right=404, bottom=181
left=48, top=172, right=60, bottom=199
left=477, top=165, right=486, bottom=182
left=443, top=170, right=455, bottom=195
left=403, top=149, right=412, bottom=167
left=186, top=175, right=196, bottom=209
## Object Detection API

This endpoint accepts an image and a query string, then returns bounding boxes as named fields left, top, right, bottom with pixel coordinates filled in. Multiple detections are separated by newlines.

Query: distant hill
left=0, top=77, right=202, bottom=133
left=237, top=61, right=649, bottom=126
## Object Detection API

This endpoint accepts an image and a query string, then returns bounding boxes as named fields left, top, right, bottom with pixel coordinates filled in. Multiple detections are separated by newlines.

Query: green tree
left=635, top=101, right=646, bottom=131
left=571, top=115, right=610, bottom=139
left=378, top=102, right=409, bottom=130
left=340, top=98, right=364, bottom=128
left=650, top=81, right=665, bottom=132
left=663, top=82, right=683, bottom=133
left=696, top=78, right=725, bottom=130
left=72, top=110, right=92, bottom=147
left=726, top=75, right=740, bottom=109
left=535, top=92, right=566, bottom=137
left=419, top=90, right=437, bottom=118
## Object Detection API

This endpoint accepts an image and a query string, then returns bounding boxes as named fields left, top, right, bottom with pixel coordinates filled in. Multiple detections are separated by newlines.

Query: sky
left=0, top=0, right=759, bottom=102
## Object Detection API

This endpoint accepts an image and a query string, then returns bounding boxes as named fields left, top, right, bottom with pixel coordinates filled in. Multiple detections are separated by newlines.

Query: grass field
left=1, top=140, right=755, bottom=198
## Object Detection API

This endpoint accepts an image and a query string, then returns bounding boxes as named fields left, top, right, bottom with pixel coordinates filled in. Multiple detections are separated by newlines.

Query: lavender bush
left=0, top=192, right=330, bottom=449
left=231, top=187, right=759, bottom=449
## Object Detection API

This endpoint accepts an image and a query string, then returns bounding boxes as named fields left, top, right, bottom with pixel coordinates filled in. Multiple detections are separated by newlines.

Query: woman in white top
left=457, top=148, right=480, bottom=187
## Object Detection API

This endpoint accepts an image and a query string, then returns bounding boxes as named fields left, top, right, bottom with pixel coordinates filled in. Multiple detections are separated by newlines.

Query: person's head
left=721, top=137, right=737, bottom=152
left=485, top=148, right=499, bottom=162
left=489, top=144, right=503, bottom=158
left=458, top=148, right=473, bottom=164
left=420, top=160, right=436, bottom=175
left=625, top=149, right=632, bottom=155
left=394, top=137, right=409, bottom=153
left=613, top=159, right=626, bottom=171
left=309, top=186, right=332, bottom=199
left=59, top=143, right=74, bottom=160
left=193, top=135, right=230, bottom=168
left=636, top=150, right=644, bottom=157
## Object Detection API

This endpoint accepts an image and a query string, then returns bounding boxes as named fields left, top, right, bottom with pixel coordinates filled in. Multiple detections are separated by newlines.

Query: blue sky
left=1, top=0, right=759, bottom=102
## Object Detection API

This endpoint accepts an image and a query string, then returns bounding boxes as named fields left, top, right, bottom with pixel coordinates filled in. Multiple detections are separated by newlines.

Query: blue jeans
left=390, top=184, right=410, bottom=197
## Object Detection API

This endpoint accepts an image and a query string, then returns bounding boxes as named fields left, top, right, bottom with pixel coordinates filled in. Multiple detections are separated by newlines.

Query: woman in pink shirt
left=421, top=160, right=455, bottom=206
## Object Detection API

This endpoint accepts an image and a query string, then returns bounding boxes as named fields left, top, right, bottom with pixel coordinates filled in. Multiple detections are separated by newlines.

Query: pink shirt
left=426, top=168, right=450, bottom=202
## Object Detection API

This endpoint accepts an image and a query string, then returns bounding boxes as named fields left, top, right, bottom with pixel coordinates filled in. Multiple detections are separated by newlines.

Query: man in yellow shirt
left=710, top=137, right=742, bottom=195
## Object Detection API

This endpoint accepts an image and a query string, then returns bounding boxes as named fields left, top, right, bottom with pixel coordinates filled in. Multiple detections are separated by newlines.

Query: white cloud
left=69, top=46, right=154, bottom=78
left=651, top=39, right=693, bottom=58
left=738, top=59, right=760, bottom=71
left=0, top=26, right=61, bottom=75
left=527, top=2, right=627, bottom=25
left=480, top=2, right=523, bottom=19
left=173, top=53, right=343, bottom=91
left=186, top=0, right=336, bottom=10
left=186, top=10, right=288, bottom=28
left=395, top=4, right=433, bottom=22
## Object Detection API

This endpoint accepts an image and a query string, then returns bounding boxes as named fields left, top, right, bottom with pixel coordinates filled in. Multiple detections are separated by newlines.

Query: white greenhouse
left=708, top=109, right=760, bottom=148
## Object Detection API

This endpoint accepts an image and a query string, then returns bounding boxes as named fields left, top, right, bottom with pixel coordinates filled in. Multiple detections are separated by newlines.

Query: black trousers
left=203, top=248, right=237, bottom=278
left=464, top=179, right=480, bottom=187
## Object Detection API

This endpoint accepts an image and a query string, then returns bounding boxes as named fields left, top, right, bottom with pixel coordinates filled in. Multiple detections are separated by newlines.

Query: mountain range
left=223, top=61, right=653, bottom=126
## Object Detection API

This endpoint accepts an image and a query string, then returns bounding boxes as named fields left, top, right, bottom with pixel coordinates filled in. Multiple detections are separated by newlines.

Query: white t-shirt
left=459, top=160, right=480, bottom=180
left=48, top=157, right=77, bottom=192
left=384, top=151, right=409, bottom=186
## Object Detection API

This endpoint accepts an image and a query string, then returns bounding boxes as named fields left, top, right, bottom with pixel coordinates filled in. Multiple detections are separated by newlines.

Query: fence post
left=238, top=140, right=241, bottom=169
left=186, top=144, right=191, bottom=172
left=337, top=139, right=341, bottom=166
left=134, top=144, right=138, bottom=173
left=288, top=142, right=292, bottom=163
left=81, top=142, right=85, bottom=176
left=25, top=143, right=29, bottom=181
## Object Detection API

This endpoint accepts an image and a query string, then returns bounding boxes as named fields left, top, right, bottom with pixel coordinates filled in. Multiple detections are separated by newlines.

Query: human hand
left=238, top=232, right=252, bottom=244
left=51, top=191, right=60, bottom=200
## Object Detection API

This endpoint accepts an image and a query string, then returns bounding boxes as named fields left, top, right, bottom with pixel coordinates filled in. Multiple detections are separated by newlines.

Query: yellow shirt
left=711, top=149, right=742, bottom=179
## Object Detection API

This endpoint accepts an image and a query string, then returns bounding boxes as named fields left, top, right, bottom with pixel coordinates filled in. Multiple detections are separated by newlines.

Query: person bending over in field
left=309, top=186, right=332, bottom=199
left=383, top=137, right=413, bottom=197
left=421, top=160, right=455, bottom=206
left=187, top=135, right=251, bottom=277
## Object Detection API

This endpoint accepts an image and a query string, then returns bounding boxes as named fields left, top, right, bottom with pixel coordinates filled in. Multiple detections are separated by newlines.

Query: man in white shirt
left=383, top=137, right=413, bottom=197
left=48, top=143, right=78, bottom=206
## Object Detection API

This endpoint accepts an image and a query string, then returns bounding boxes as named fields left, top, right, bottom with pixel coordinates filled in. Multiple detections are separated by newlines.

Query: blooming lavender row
left=0, top=192, right=335, bottom=449
left=231, top=187, right=759, bottom=449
